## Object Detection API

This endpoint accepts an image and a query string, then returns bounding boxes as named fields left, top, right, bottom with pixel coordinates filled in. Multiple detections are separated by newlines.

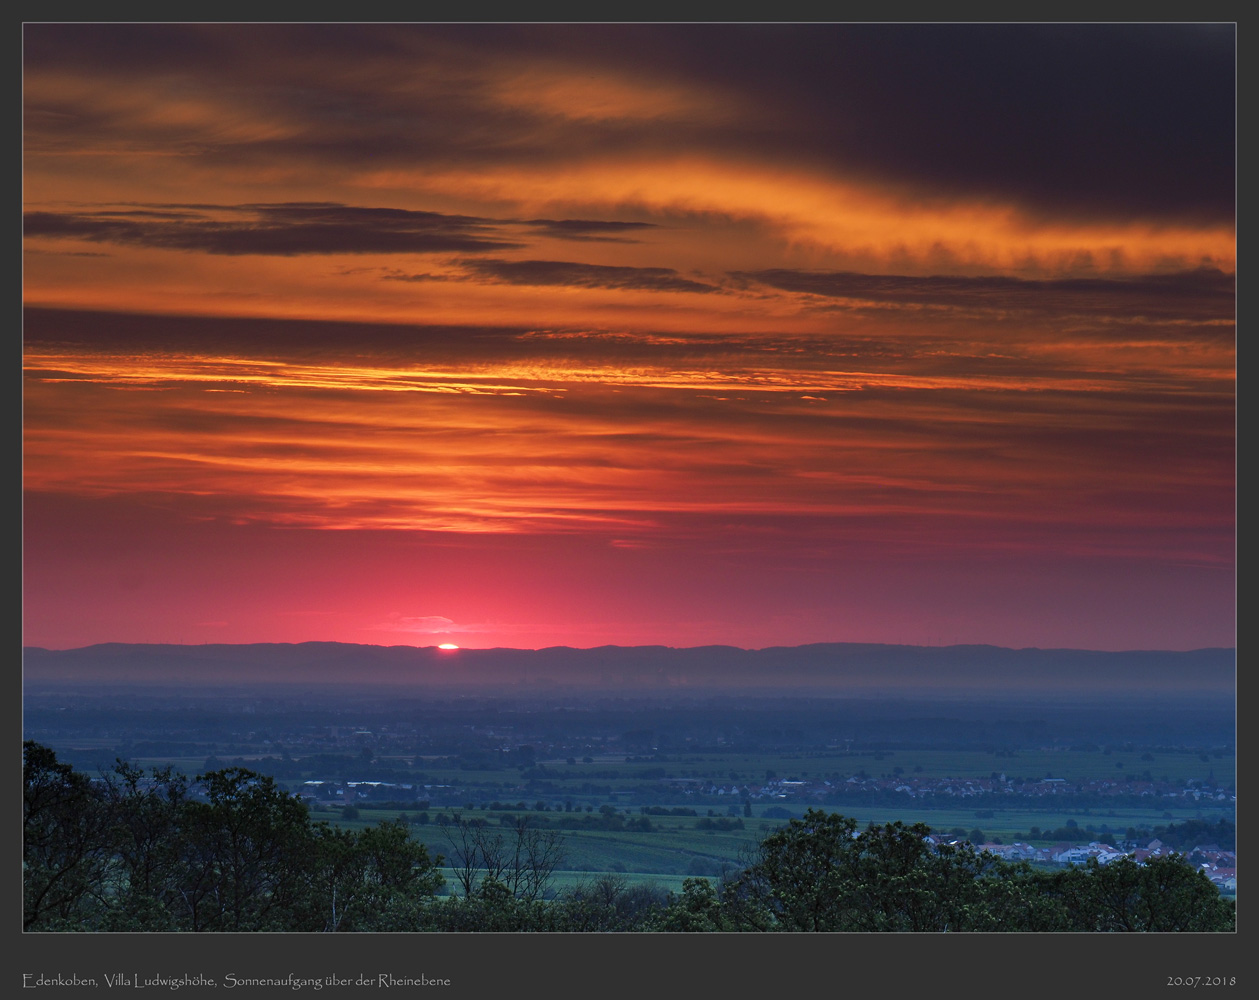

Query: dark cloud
left=22, top=307, right=528, bottom=361
left=452, top=258, right=720, bottom=294
left=24, top=203, right=523, bottom=256
left=379, top=271, right=452, bottom=284
left=734, top=267, right=1236, bottom=321
left=522, top=219, right=658, bottom=242
left=23, top=248, right=112, bottom=258
left=22, top=302, right=1226, bottom=385
left=22, top=307, right=829, bottom=378
left=24, top=24, right=1234, bottom=226
left=470, top=23, right=1236, bottom=225
left=88, top=209, right=206, bottom=220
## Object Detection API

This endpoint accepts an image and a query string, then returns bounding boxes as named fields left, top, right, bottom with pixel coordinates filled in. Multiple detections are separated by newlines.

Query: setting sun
left=437, top=643, right=460, bottom=650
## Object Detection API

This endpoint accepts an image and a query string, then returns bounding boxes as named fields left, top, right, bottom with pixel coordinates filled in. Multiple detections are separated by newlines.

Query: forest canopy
left=23, top=742, right=1234, bottom=932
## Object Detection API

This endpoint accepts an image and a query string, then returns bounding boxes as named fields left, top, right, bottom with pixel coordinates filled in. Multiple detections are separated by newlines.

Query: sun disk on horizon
left=437, top=643, right=460, bottom=650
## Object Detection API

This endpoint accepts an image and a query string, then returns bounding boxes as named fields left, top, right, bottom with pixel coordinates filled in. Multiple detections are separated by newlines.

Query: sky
left=21, top=23, right=1236, bottom=652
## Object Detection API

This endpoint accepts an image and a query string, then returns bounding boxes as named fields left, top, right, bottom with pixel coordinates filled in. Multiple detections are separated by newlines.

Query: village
left=286, top=765, right=1238, bottom=895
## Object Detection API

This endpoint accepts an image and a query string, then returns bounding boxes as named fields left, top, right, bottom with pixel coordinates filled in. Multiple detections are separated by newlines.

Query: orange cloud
left=362, top=157, right=1235, bottom=277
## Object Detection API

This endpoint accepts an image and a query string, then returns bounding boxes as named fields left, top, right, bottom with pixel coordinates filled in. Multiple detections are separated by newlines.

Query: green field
left=321, top=796, right=1231, bottom=892
left=109, top=745, right=1234, bottom=789
left=59, top=741, right=1234, bottom=891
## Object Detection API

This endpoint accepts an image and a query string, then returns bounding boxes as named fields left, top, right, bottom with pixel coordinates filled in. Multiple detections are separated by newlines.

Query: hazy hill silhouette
left=21, top=641, right=1235, bottom=699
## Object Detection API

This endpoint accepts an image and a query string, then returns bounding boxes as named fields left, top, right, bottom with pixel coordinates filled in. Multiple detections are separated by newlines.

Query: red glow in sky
left=22, top=24, right=1235, bottom=651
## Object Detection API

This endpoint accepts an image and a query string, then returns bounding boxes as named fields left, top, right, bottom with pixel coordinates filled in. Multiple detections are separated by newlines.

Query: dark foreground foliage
left=715, top=810, right=1233, bottom=932
left=24, top=742, right=1233, bottom=932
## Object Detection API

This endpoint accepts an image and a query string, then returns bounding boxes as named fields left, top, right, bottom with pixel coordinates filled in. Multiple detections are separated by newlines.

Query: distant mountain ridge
left=22, top=641, right=1236, bottom=697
